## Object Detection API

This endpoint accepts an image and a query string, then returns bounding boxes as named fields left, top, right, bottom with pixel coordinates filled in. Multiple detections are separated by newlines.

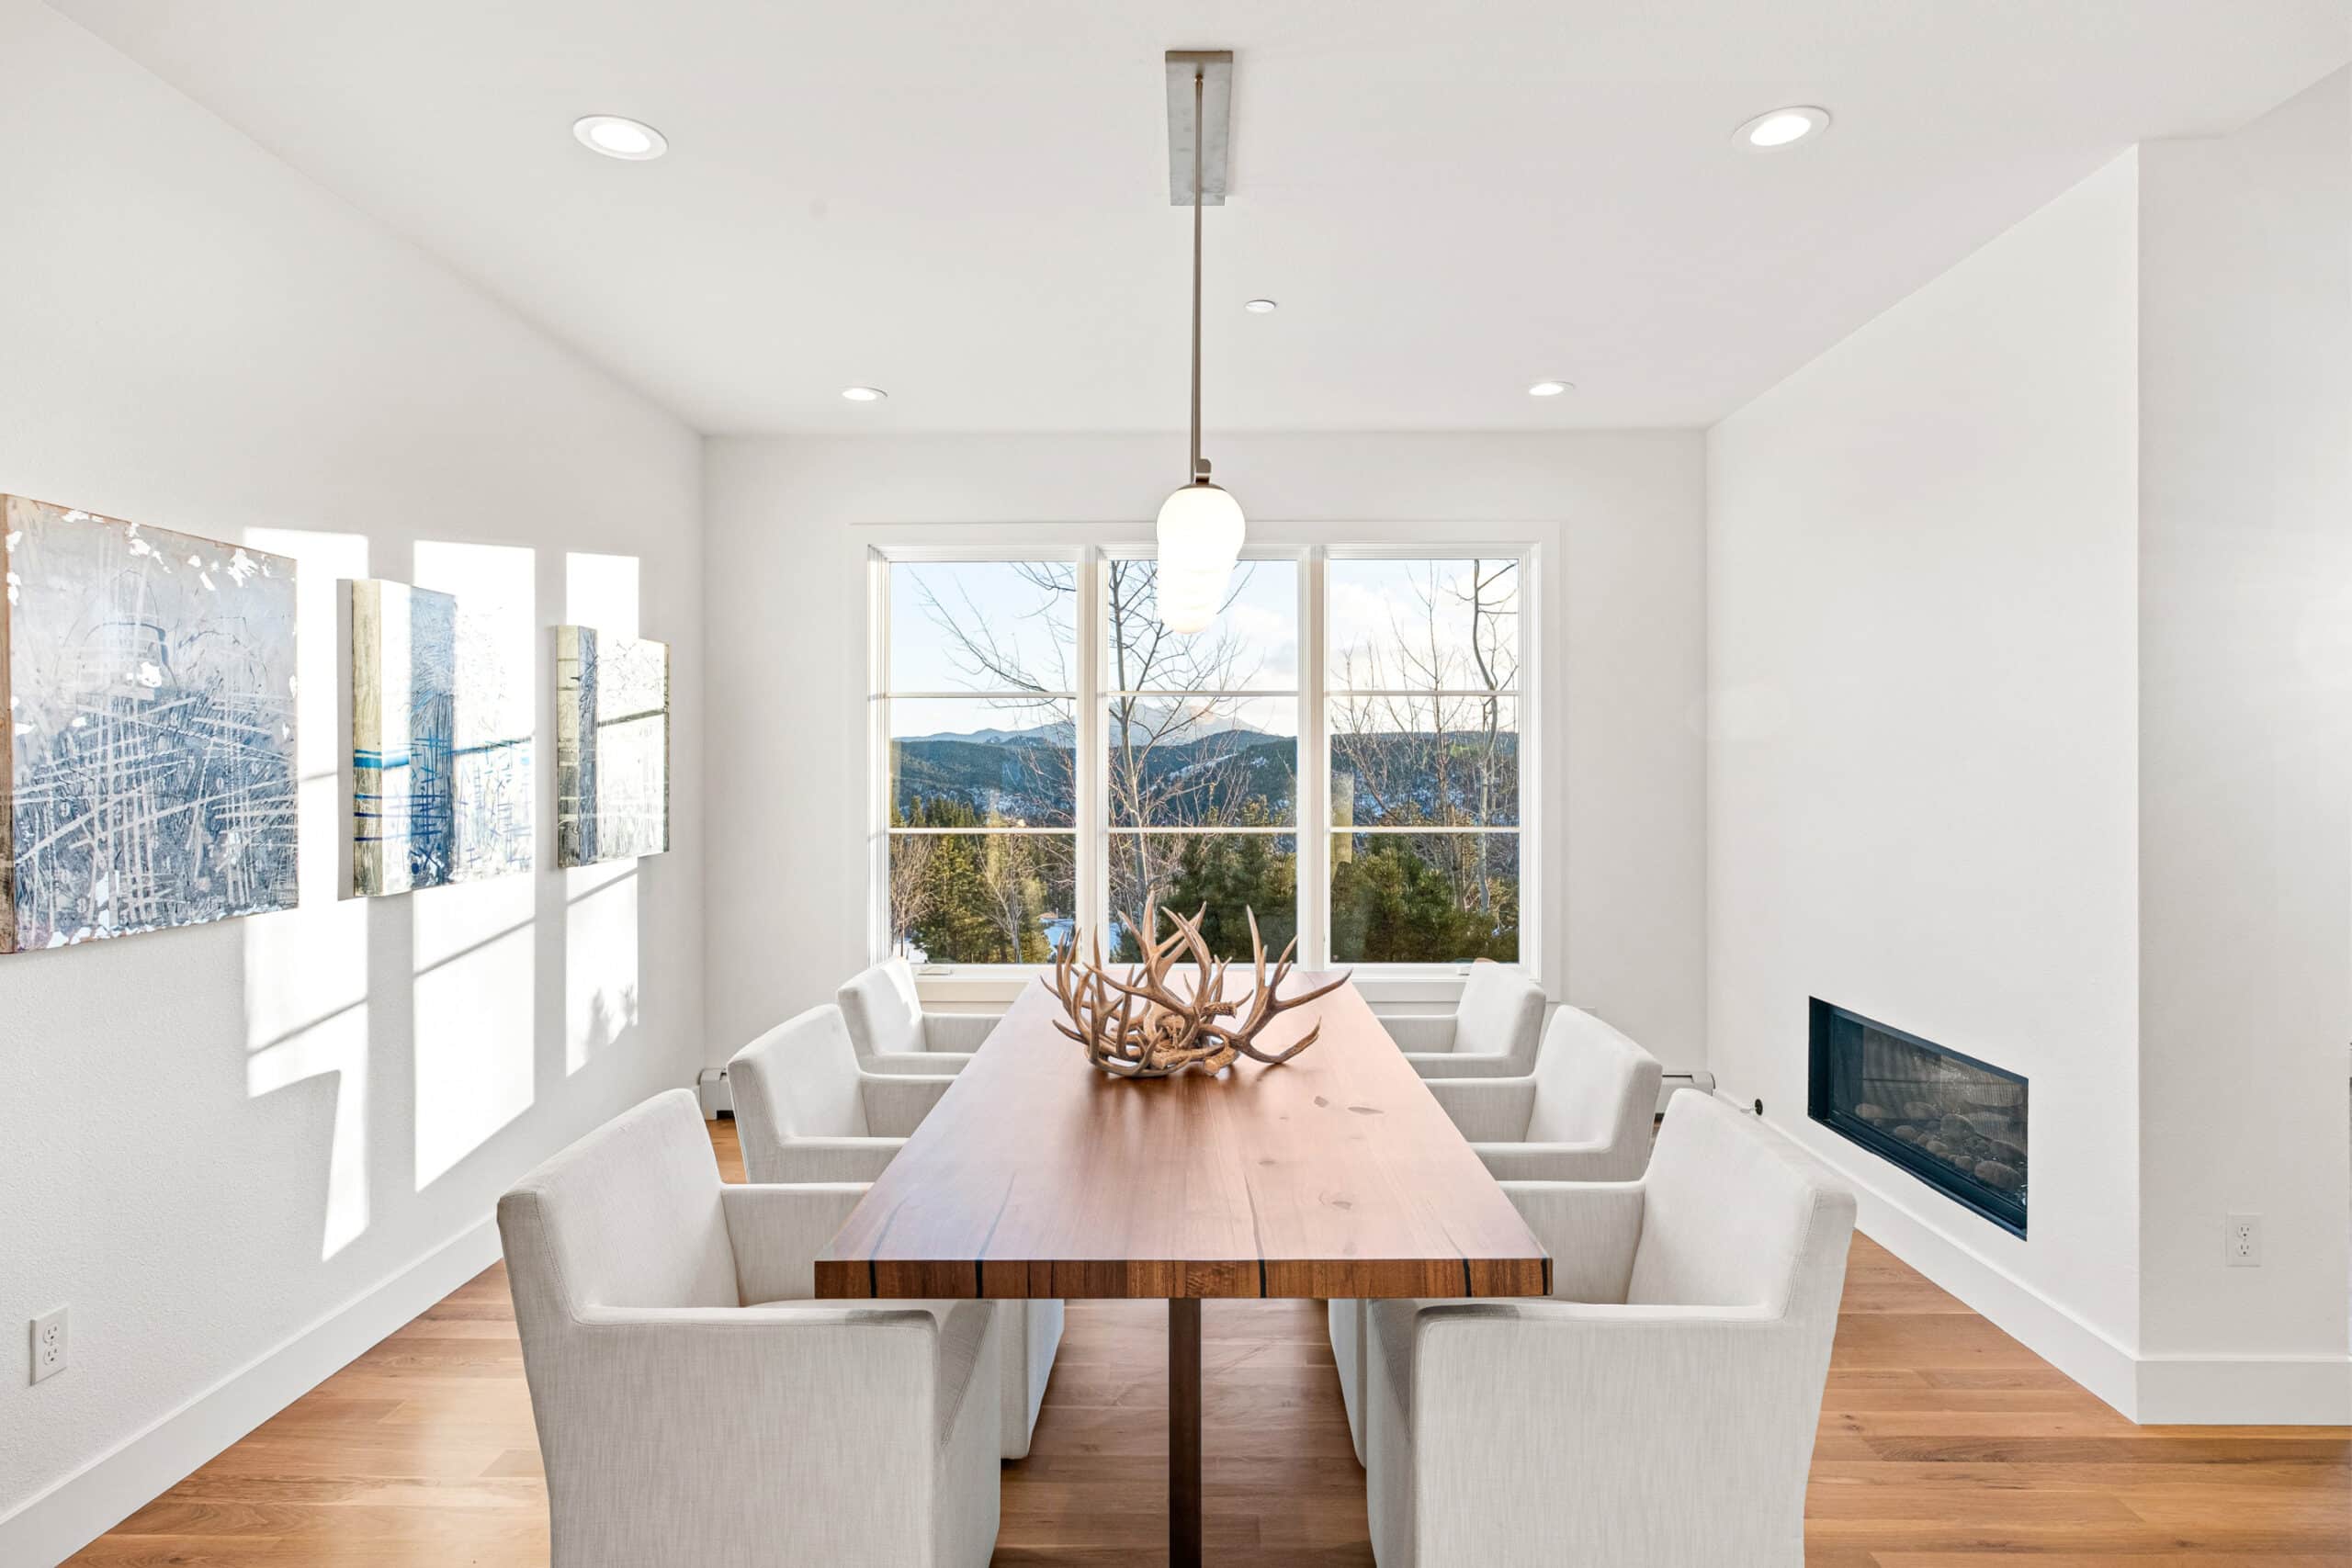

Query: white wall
left=0, top=5, right=705, bottom=1559
left=1708, top=155, right=2148, bottom=1406
left=2136, top=69, right=2351, bottom=1422
left=703, top=431, right=1707, bottom=1071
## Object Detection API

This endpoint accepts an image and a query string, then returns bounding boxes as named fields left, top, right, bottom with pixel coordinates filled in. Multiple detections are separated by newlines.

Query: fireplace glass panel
left=1807, top=998, right=2027, bottom=1235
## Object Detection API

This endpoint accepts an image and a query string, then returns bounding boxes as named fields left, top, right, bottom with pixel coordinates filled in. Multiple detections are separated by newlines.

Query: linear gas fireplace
left=1807, top=998, right=2027, bottom=1235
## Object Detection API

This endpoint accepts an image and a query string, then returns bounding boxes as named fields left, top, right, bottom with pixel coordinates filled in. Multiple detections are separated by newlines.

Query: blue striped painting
left=350, top=580, right=458, bottom=895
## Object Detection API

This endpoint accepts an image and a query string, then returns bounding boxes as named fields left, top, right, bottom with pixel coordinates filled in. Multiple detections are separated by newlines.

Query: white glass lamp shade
left=1155, top=480, right=1246, bottom=633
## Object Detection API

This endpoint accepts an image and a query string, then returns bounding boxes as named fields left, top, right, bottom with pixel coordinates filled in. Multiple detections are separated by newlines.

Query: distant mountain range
left=892, top=715, right=1516, bottom=829
left=903, top=723, right=1075, bottom=746
left=893, top=721, right=1293, bottom=826
left=904, top=703, right=1266, bottom=748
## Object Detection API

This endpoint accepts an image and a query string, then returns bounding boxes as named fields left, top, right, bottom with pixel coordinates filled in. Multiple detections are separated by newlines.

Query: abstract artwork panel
left=350, top=570, right=535, bottom=896
left=432, top=547, right=535, bottom=883
left=349, top=580, right=456, bottom=896
left=1, top=496, right=300, bottom=952
left=556, top=626, right=670, bottom=867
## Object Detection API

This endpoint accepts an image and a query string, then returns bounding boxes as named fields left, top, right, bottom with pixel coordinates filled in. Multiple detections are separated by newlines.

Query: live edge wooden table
left=815, top=974, right=1552, bottom=1566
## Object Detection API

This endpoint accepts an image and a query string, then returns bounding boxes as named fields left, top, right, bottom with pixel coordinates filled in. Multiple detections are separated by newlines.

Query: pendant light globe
left=1155, top=479, right=1245, bottom=632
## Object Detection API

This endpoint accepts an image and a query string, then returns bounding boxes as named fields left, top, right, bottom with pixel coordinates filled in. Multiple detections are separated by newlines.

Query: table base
left=1170, top=1298, right=1201, bottom=1566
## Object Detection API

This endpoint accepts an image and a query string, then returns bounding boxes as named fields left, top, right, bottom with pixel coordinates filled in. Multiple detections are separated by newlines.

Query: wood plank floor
left=67, top=1119, right=2351, bottom=1566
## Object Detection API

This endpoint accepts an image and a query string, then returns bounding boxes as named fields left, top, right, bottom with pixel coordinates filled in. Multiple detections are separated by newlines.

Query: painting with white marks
left=439, top=552, right=534, bottom=883
left=349, top=575, right=531, bottom=896
left=555, top=626, right=669, bottom=866
left=0, top=496, right=300, bottom=952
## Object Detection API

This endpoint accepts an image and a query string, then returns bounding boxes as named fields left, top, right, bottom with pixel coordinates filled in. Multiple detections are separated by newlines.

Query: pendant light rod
left=1189, top=63, right=1204, bottom=482
left=1155, top=50, right=1244, bottom=637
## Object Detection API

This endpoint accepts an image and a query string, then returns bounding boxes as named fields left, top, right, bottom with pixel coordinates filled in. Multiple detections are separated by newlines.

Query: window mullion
left=866, top=547, right=891, bottom=962
left=1075, top=545, right=1105, bottom=944
left=1300, top=546, right=1329, bottom=969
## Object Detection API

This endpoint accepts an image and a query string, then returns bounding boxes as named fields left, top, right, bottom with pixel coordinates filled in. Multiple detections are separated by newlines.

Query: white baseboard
left=1718, top=1094, right=2144, bottom=1418
left=0, top=1218, right=503, bottom=1568
left=1723, top=1094, right=2352, bottom=1426
left=2137, top=1354, right=2352, bottom=1425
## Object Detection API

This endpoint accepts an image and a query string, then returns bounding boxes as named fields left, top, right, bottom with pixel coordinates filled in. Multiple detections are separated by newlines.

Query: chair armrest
left=859, top=1051, right=975, bottom=1076
left=1380, top=1015, right=1457, bottom=1053
left=860, top=1074, right=956, bottom=1138
left=742, top=1138, right=903, bottom=1185
left=720, top=1184, right=867, bottom=1303
left=1422, top=1077, right=1537, bottom=1143
left=1402, top=1303, right=1822, bottom=1563
left=1408, top=1052, right=1524, bottom=1079
left=1495, top=1181, right=1645, bottom=1300
left=1474, top=1142, right=1642, bottom=1185
left=541, top=1305, right=947, bottom=1558
left=921, top=1011, right=998, bottom=1053
left=930, top=1300, right=999, bottom=1452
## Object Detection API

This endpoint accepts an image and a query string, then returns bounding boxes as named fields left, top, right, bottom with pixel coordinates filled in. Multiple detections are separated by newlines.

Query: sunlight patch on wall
left=411, top=542, right=537, bottom=1190
left=566, top=862, right=639, bottom=1073
left=566, top=550, right=639, bottom=637
left=563, top=551, right=643, bottom=1074
left=241, top=527, right=372, bottom=1260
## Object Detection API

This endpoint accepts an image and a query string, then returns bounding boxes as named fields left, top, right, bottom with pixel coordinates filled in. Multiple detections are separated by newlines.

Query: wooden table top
left=814, top=973, right=1552, bottom=1301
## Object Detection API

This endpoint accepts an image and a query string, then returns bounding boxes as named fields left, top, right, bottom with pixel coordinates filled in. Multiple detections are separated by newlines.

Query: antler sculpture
left=1046, top=895, right=1351, bottom=1077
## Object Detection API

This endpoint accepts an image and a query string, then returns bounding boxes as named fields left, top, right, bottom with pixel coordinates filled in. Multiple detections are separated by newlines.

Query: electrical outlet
left=2225, top=1213, right=2262, bottom=1268
left=30, top=1306, right=66, bottom=1384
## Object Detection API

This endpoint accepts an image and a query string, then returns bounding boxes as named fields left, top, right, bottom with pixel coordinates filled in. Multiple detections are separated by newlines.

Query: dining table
left=814, top=969, right=1553, bottom=1567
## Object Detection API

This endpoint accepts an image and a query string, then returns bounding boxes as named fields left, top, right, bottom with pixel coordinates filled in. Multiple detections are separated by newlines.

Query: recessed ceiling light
left=1528, top=379, right=1572, bottom=398
left=573, top=114, right=668, bottom=161
left=1736, top=106, right=1830, bottom=150
left=1243, top=299, right=1279, bottom=314
left=841, top=386, right=888, bottom=402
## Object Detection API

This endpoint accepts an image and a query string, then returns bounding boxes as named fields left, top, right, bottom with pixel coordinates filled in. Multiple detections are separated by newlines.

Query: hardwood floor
left=68, top=1119, right=2350, bottom=1566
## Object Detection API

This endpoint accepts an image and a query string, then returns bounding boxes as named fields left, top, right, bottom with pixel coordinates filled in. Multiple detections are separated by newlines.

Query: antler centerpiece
left=1046, top=896, right=1350, bottom=1078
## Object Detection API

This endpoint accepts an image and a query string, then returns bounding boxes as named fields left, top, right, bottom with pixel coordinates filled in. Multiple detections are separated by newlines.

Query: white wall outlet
left=30, top=1306, right=67, bottom=1384
left=2224, top=1213, right=2262, bottom=1268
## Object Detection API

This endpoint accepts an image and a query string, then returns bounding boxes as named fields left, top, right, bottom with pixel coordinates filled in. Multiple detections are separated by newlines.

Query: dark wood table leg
left=1170, top=1297, right=1202, bottom=1568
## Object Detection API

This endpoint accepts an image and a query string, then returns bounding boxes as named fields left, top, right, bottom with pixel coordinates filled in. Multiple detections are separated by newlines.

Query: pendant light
left=1155, top=59, right=1243, bottom=634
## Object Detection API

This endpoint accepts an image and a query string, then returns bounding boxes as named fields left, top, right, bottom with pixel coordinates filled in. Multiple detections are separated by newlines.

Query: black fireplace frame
left=1806, top=998, right=2028, bottom=1237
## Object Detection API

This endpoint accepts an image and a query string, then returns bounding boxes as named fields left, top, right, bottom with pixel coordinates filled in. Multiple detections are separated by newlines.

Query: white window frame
left=867, top=536, right=1541, bottom=1006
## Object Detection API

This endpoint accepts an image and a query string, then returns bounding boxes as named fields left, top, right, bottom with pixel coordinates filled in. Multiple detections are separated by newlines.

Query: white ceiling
left=53, top=0, right=2347, bottom=434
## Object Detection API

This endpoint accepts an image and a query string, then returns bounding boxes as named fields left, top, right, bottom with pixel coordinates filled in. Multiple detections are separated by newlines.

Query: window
left=883, top=560, right=1077, bottom=964
left=1103, top=557, right=1298, bottom=962
left=1326, top=558, right=1521, bottom=964
left=874, top=547, right=1531, bottom=973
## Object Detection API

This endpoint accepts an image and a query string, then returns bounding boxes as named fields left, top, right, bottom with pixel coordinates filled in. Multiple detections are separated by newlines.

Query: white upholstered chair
left=726, top=1002, right=956, bottom=1183
left=497, top=1089, right=1000, bottom=1568
left=838, top=956, right=995, bottom=1074
left=1422, top=1006, right=1665, bottom=1181
left=729, top=1003, right=1066, bottom=1461
left=1362, top=1093, right=1855, bottom=1568
left=1382, top=960, right=1546, bottom=1078
left=1332, top=1008, right=1666, bottom=1462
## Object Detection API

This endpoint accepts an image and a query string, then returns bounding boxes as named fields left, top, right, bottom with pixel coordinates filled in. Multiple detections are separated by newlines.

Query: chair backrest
left=838, top=956, right=924, bottom=1059
left=1627, top=1093, right=1856, bottom=1325
left=1452, top=960, right=1545, bottom=1069
left=497, top=1090, right=740, bottom=1324
left=1524, top=1009, right=1665, bottom=1172
left=728, top=1004, right=870, bottom=1149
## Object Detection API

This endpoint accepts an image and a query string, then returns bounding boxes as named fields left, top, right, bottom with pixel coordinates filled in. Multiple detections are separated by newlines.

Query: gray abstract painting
left=350, top=578, right=531, bottom=896
left=1, top=496, right=300, bottom=952
left=556, top=626, right=670, bottom=867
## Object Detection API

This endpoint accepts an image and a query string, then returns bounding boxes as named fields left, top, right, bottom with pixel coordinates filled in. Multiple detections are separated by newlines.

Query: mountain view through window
left=878, top=552, right=1522, bottom=967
